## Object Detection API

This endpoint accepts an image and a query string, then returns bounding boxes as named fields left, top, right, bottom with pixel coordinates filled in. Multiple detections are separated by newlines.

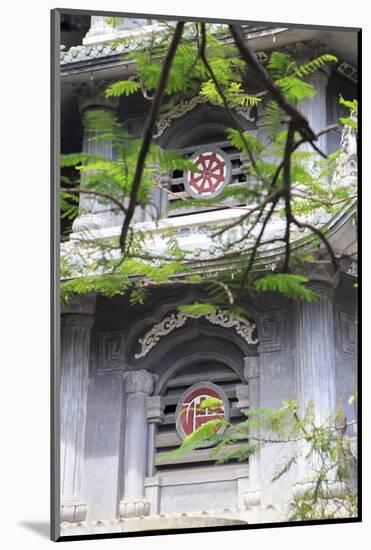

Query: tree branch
left=283, top=123, right=295, bottom=272
left=199, top=23, right=265, bottom=183
left=235, top=196, right=279, bottom=304
left=119, top=22, right=185, bottom=253
left=291, top=216, right=338, bottom=272
left=229, top=25, right=316, bottom=143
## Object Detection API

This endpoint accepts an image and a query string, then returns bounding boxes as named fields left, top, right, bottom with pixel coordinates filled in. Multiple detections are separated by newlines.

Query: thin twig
left=211, top=188, right=283, bottom=238
left=235, top=197, right=279, bottom=304
left=199, top=24, right=265, bottom=183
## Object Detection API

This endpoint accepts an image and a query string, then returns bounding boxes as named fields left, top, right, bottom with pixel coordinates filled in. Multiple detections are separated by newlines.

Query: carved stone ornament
left=99, top=331, right=126, bottom=372
left=119, top=496, right=150, bottom=518
left=258, top=310, right=286, bottom=353
left=153, top=95, right=256, bottom=138
left=61, top=313, right=95, bottom=330
left=77, top=80, right=119, bottom=113
left=60, top=499, right=88, bottom=523
left=147, top=396, right=165, bottom=424
left=184, top=147, right=232, bottom=199
left=339, top=311, right=357, bottom=354
left=124, top=369, right=156, bottom=395
left=175, top=382, right=230, bottom=443
left=61, top=292, right=96, bottom=316
left=134, top=309, right=258, bottom=359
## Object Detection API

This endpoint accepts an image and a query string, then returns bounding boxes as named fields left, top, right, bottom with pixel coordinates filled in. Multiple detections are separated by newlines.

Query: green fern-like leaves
left=200, top=80, right=261, bottom=108
left=158, top=418, right=227, bottom=463
left=294, top=54, right=338, bottom=77
left=177, top=303, right=217, bottom=315
left=267, top=51, right=295, bottom=79
left=254, top=274, right=316, bottom=302
left=105, top=80, right=141, bottom=97
left=227, top=128, right=264, bottom=155
left=339, top=94, right=358, bottom=113
left=265, top=51, right=337, bottom=138
left=277, top=76, right=315, bottom=102
left=104, top=17, right=124, bottom=28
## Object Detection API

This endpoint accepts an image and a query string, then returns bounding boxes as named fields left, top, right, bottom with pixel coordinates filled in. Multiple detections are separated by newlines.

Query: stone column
left=294, top=276, right=338, bottom=425
left=147, top=396, right=165, bottom=477
left=241, top=356, right=261, bottom=507
left=299, top=68, right=330, bottom=154
left=72, top=82, right=119, bottom=233
left=119, top=370, right=156, bottom=518
left=256, top=308, right=295, bottom=514
left=60, top=293, right=96, bottom=523
left=145, top=396, right=165, bottom=514
left=293, top=271, right=339, bottom=490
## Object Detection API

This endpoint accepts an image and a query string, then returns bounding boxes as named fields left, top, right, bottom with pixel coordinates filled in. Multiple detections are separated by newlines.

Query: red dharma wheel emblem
left=184, top=148, right=231, bottom=199
left=175, top=383, right=230, bottom=445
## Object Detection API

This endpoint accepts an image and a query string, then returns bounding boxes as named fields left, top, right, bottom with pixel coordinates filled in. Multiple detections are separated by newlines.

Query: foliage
left=254, top=274, right=316, bottom=301
left=163, top=397, right=358, bottom=520
left=60, top=22, right=357, bottom=311
left=177, top=303, right=218, bottom=315
left=59, top=22, right=358, bottom=521
left=264, top=53, right=338, bottom=138
left=105, top=80, right=141, bottom=97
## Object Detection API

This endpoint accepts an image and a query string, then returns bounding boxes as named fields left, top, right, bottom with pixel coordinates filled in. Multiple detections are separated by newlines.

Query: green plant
left=61, top=22, right=357, bottom=311
left=161, top=397, right=358, bottom=520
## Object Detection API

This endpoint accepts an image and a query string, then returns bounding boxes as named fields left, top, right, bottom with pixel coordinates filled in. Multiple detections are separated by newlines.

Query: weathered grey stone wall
left=77, top=276, right=356, bottom=522
left=83, top=369, right=125, bottom=521
left=333, top=275, right=357, bottom=421
left=253, top=293, right=298, bottom=511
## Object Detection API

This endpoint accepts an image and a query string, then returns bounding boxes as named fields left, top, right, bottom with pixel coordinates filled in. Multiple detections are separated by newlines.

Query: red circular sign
left=186, top=151, right=227, bottom=197
left=175, top=383, right=229, bottom=442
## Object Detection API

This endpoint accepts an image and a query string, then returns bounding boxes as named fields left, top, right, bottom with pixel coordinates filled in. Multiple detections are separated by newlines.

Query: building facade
left=58, top=15, right=358, bottom=536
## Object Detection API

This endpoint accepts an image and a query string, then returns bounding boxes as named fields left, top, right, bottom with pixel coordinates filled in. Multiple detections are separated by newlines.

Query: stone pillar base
left=293, top=480, right=347, bottom=500
left=61, top=498, right=88, bottom=523
left=119, top=497, right=151, bottom=518
left=243, top=489, right=261, bottom=507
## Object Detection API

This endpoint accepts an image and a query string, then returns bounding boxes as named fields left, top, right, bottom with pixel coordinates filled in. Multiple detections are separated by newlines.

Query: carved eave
left=133, top=308, right=258, bottom=360
left=60, top=24, right=285, bottom=67
left=60, top=30, right=357, bottom=282
left=61, top=196, right=357, bottom=282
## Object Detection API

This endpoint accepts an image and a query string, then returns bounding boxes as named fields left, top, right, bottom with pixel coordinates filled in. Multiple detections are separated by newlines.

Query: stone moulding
left=134, top=309, right=258, bottom=359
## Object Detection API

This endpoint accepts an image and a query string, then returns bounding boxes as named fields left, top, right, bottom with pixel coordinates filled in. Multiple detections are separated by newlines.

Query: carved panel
left=98, top=331, right=126, bottom=372
left=153, top=95, right=256, bottom=138
left=339, top=312, right=357, bottom=354
left=134, top=309, right=258, bottom=359
left=258, top=310, right=286, bottom=353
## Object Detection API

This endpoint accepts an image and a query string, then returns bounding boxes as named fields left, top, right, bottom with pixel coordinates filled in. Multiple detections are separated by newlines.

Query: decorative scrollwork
left=134, top=309, right=258, bottom=359
left=153, top=95, right=256, bottom=138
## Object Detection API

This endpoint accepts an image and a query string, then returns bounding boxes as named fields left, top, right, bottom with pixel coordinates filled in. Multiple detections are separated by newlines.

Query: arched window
left=155, top=360, right=245, bottom=473
left=157, top=102, right=258, bottom=217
